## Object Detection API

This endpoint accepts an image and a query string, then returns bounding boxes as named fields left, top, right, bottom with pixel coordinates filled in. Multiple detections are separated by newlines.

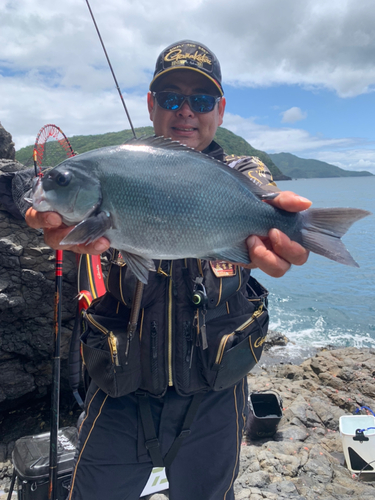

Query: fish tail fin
left=300, top=208, right=371, bottom=267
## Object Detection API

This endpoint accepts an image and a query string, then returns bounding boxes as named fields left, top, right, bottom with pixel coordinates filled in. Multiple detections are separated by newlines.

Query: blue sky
left=1, top=0, right=375, bottom=173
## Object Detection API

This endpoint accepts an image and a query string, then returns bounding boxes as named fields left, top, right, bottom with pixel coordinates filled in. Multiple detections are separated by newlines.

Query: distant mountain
left=15, top=126, right=285, bottom=180
left=269, top=152, right=373, bottom=178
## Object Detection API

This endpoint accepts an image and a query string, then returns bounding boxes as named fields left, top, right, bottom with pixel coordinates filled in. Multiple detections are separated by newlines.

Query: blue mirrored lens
left=155, top=92, right=217, bottom=113
left=190, top=95, right=216, bottom=113
left=158, top=92, right=184, bottom=110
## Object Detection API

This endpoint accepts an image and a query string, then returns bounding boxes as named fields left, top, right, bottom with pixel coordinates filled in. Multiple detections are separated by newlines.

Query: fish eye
left=55, top=171, right=72, bottom=187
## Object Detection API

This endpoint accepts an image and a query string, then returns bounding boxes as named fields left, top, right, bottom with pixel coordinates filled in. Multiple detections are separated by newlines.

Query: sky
left=1, top=0, right=375, bottom=173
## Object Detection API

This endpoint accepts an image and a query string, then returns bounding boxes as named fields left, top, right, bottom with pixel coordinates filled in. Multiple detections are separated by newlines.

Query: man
left=26, top=41, right=310, bottom=500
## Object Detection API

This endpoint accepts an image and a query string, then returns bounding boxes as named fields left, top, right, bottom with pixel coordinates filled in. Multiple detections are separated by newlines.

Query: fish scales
left=92, top=145, right=273, bottom=257
left=32, top=136, right=371, bottom=283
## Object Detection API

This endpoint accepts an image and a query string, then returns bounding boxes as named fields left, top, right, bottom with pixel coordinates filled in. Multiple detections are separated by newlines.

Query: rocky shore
left=1, top=345, right=375, bottom=499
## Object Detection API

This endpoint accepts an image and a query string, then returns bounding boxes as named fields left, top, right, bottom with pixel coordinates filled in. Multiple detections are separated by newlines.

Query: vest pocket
left=81, top=313, right=141, bottom=397
left=212, top=305, right=269, bottom=391
left=197, top=297, right=269, bottom=391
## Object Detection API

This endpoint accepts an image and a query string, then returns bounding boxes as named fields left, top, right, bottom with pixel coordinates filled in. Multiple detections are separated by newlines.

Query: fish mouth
left=32, top=178, right=52, bottom=212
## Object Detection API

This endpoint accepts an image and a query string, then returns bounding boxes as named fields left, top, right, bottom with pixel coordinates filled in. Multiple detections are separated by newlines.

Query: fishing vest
left=81, top=254, right=269, bottom=398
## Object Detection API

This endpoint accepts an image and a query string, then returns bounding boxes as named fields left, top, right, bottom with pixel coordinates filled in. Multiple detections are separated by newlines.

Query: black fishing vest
left=82, top=254, right=268, bottom=397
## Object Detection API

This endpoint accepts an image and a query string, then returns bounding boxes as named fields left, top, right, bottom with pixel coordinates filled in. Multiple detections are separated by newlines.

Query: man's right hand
left=25, top=207, right=110, bottom=255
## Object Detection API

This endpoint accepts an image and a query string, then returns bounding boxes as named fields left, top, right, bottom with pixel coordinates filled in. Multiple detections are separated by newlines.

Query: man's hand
left=245, top=191, right=311, bottom=277
left=25, top=208, right=110, bottom=255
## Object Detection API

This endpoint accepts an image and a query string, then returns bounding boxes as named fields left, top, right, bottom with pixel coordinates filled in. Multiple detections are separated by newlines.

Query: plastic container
left=339, top=415, right=375, bottom=474
left=246, top=391, right=283, bottom=440
left=11, top=427, right=78, bottom=500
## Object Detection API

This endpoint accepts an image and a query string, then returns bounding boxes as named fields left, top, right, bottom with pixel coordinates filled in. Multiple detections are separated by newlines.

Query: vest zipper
left=108, top=331, right=119, bottom=366
left=183, top=320, right=193, bottom=388
left=183, top=321, right=193, bottom=366
left=214, top=305, right=265, bottom=365
left=167, top=262, right=174, bottom=386
left=86, top=313, right=120, bottom=366
left=151, top=320, right=159, bottom=390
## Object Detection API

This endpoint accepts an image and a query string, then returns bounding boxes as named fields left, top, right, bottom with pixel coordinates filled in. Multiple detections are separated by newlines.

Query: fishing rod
left=40, top=127, right=77, bottom=500
left=48, top=249, right=63, bottom=500
left=84, top=0, right=137, bottom=139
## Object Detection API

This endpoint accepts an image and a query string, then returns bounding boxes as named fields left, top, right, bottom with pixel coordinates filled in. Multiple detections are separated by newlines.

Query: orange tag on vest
left=210, top=260, right=236, bottom=277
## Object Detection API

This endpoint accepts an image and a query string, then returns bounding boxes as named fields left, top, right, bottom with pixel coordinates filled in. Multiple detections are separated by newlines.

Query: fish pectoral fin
left=204, top=243, right=251, bottom=265
left=60, top=211, right=112, bottom=246
left=260, top=192, right=279, bottom=200
left=119, top=251, right=155, bottom=284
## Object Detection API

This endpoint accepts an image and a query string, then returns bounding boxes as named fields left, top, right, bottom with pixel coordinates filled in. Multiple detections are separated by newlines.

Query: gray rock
left=0, top=163, right=79, bottom=410
left=0, top=124, right=15, bottom=160
left=274, top=425, right=309, bottom=442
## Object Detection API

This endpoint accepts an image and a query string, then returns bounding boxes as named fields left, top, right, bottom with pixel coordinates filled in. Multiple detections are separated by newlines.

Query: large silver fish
left=32, top=136, right=371, bottom=283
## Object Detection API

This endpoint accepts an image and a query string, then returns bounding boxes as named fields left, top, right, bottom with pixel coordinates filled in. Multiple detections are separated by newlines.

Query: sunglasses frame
left=152, top=91, right=221, bottom=114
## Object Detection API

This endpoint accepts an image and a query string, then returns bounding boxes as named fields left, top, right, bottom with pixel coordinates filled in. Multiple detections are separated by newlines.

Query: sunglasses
left=152, top=91, right=221, bottom=114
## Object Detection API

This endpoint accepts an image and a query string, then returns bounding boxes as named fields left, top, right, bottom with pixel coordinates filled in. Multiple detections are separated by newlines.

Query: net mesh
left=13, top=125, right=75, bottom=218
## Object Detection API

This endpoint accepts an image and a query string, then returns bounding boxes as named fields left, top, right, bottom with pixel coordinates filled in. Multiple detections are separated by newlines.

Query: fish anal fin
left=204, top=242, right=251, bottom=266
left=119, top=251, right=156, bottom=284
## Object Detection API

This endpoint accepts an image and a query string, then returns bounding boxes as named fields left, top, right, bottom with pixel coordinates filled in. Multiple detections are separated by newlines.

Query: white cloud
left=0, top=75, right=150, bottom=150
left=281, top=107, right=307, bottom=123
left=314, top=150, right=375, bottom=174
left=222, top=113, right=375, bottom=175
left=2, top=0, right=375, bottom=174
left=222, top=113, right=350, bottom=154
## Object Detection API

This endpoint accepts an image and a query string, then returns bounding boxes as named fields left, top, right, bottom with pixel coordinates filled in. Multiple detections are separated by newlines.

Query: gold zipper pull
left=109, top=331, right=120, bottom=366
left=253, top=304, right=264, bottom=318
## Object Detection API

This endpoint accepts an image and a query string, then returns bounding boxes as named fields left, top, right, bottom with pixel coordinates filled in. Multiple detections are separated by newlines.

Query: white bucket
left=339, top=415, right=375, bottom=474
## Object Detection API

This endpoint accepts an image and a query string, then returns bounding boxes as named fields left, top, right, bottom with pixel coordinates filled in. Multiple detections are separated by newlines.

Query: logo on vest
left=254, top=336, right=266, bottom=348
left=210, top=260, right=237, bottom=277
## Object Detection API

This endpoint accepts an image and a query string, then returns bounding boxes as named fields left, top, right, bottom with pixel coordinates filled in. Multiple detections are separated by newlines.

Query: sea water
left=252, top=176, right=375, bottom=352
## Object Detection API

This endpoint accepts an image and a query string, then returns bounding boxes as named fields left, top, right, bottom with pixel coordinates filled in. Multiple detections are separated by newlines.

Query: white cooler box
left=339, top=415, right=375, bottom=474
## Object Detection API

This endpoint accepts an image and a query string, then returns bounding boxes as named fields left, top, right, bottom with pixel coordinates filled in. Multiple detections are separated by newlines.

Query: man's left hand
left=245, top=191, right=311, bottom=277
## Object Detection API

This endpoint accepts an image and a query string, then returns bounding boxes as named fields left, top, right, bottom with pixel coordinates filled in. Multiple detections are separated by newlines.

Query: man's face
left=147, top=70, right=226, bottom=151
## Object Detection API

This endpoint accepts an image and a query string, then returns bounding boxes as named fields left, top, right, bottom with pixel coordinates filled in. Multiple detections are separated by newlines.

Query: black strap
left=137, top=391, right=164, bottom=467
left=68, top=305, right=85, bottom=409
left=136, top=390, right=205, bottom=468
left=164, top=391, right=205, bottom=467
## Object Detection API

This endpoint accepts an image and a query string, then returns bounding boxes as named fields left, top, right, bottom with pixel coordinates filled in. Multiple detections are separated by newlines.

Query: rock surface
left=0, top=162, right=78, bottom=410
left=235, top=346, right=375, bottom=499
left=1, top=347, right=375, bottom=499
left=0, top=124, right=15, bottom=161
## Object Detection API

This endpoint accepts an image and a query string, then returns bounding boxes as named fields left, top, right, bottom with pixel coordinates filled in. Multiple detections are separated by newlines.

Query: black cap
left=150, top=40, right=223, bottom=96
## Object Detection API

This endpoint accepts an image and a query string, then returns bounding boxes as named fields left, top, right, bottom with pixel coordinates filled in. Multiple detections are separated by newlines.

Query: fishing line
left=84, top=0, right=137, bottom=138
left=84, top=0, right=145, bottom=355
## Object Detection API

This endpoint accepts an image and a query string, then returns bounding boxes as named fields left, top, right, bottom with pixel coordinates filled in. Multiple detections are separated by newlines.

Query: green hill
left=15, top=126, right=284, bottom=180
left=269, top=152, right=373, bottom=179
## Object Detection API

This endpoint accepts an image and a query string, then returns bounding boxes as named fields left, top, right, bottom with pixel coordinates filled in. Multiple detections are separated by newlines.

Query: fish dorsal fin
left=123, top=135, right=279, bottom=201
left=124, top=134, right=194, bottom=152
